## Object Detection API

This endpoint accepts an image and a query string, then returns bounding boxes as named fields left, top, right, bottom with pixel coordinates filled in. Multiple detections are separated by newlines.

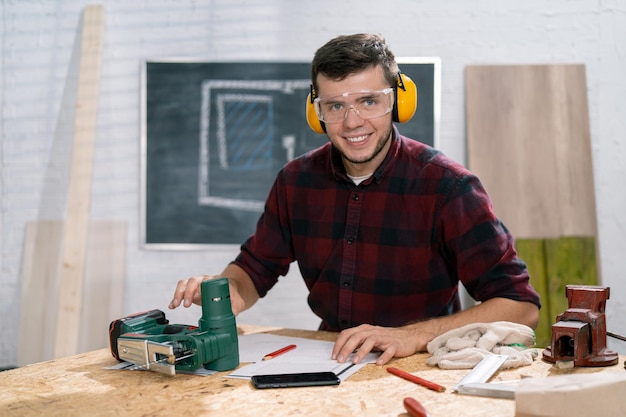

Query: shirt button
left=353, top=194, right=359, bottom=201
left=346, top=238, right=353, bottom=244
left=342, top=281, right=351, bottom=287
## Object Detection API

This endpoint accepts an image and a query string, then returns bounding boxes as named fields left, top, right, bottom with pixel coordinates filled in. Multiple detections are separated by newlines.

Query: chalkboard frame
left=140, top=58, right=441, bottom=249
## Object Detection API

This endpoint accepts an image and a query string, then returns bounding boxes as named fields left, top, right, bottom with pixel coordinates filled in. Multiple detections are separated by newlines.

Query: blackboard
left=141, top=59, right=441, bottom=248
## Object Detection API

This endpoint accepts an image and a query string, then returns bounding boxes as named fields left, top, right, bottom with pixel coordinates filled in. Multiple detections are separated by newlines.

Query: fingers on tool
left=403, top=397, right=429, bottom=417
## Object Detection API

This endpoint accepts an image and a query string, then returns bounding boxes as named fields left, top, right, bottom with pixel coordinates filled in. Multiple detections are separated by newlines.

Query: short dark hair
left=311, top=33, right=399, bottom=93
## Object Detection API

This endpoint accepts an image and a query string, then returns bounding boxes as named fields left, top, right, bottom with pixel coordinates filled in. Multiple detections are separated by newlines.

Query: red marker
left=262, top=344, right=297, bottom=360
left=403, top=397, right=430, bottom=417
left=387, top=367, right=446, bottom=392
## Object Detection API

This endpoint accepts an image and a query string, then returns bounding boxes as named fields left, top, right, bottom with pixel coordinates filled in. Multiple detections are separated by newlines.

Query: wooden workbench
left=1, top=325, right=624, bottom=417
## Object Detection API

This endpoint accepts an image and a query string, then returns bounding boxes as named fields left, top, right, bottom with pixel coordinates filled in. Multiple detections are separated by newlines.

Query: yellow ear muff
left=394, top=73, right=418, bottom=123
left=306, top=92, right=326, bottom=134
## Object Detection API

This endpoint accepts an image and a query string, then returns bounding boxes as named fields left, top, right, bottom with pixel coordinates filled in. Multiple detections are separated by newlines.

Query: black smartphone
left=251, top=371, right=341, bottom=389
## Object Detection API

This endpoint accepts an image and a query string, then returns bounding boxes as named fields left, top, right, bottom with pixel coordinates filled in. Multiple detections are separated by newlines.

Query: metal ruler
left=452, top=353, right=508, bottom=392
left=456, top=382, right=517, bottom=399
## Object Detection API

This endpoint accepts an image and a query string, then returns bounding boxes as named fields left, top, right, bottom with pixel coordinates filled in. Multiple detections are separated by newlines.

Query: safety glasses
left=314, top=88, right=394, bottom=124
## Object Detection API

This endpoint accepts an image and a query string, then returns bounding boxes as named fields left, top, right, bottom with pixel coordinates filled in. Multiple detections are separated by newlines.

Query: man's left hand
left=331, top=324, right=427, bottom=365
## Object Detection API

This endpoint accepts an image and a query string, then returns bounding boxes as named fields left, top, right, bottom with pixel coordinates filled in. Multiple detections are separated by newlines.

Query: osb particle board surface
left=2, top=325, right=624, bottom=417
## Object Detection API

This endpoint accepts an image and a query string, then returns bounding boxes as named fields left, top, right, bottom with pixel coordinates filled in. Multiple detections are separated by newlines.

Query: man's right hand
left=168, top=265, right=259, bottom=315
left=168, top=275, right=212, bottom=309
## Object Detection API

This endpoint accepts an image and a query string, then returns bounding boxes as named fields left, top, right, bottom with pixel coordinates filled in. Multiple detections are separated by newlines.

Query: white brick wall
left=1, top=0, right=625, bottom=366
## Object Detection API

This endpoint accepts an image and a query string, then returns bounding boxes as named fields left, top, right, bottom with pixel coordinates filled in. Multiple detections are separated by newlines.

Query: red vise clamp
left=542, top=285, right=619, bottom=367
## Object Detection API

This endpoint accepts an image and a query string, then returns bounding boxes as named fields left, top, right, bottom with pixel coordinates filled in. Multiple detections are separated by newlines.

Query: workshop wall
left=1, top=0, right=625, bottom=367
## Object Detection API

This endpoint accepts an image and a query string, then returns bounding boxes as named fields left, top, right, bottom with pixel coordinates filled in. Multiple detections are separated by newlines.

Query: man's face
left=315, top=65, right=394, bottom=177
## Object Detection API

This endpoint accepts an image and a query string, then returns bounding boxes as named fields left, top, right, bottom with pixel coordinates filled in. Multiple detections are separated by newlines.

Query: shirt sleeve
left=438, top=172, right=541, bottom=308
left=232, top=170, right=295, bottom=297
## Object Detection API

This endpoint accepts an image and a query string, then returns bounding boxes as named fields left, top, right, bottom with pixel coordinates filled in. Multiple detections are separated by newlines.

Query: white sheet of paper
left=229, top=333, right=379, bottom=381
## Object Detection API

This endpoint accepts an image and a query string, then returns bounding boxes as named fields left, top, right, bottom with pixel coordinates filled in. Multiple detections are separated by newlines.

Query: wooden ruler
left=53, top=4, right=105, bottom=359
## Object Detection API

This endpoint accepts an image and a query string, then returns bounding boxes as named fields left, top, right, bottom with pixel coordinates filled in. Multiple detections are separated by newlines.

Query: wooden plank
left=544, top=236, right=598, bottom=322
left=514, top=237, right=598, bottom=348
left=465, top=64, right=597, bottom=240
left=515, top=238, right=551, bottom=348
left=54, top=4, right=105, bottom=358
left=18, top=220, right=126, bottom=366
left=78, top=221, right=126, bottom=352
left=18, top=221, right=63, bottom=366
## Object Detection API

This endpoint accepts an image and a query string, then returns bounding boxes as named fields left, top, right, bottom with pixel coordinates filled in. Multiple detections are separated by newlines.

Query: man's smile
left=345, top=134, right=369, bottom=144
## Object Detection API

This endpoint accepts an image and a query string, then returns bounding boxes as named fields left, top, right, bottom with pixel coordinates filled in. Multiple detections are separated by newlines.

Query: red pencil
left=387, top=367, right=446, bottom=392
left=403, top=397, right=430, bottom=417
left=262, top=344, right=297, bottom=360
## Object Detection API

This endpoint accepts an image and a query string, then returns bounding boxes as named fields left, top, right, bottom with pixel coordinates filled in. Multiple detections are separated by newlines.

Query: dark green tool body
left=109, top=278, right=239, bottom=375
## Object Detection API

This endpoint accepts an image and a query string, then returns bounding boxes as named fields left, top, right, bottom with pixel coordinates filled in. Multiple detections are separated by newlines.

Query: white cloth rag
left=426, top=321, right=538, bottom=369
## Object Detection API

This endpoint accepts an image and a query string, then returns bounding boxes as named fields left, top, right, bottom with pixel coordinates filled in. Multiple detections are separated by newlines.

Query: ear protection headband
left=305, top=72, right=418, bottom=134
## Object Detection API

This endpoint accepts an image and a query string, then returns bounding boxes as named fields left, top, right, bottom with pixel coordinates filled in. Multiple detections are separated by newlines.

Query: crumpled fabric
left=426, top=321, right=538, bottom=369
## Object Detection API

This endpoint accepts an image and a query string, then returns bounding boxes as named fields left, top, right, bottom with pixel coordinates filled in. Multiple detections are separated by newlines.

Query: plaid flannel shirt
left=234, top=127, right=540, bottom=331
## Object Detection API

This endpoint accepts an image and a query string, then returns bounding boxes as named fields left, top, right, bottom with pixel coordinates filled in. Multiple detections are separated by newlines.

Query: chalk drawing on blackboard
left=199, top=79, right=310, bottom=212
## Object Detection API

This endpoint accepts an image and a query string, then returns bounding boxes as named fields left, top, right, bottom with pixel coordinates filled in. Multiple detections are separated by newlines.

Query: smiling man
left=169, top=33, right=541, bottom=366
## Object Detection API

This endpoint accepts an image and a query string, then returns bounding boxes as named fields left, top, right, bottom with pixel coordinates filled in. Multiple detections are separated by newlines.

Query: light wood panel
left=78, top=221, right=126, bottom=353
left=18, top=220, right=126, bottom=366
left=18, top=221, right=63, bottom=365
left=466, top=64, right=597, bottom=240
